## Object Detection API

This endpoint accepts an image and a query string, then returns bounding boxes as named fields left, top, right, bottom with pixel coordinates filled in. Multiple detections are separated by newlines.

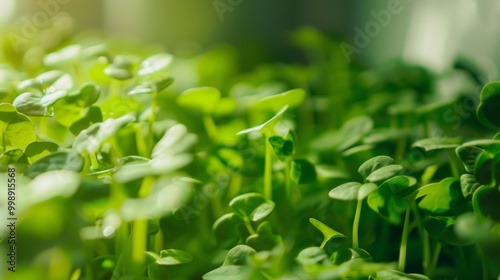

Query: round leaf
left=329, top=182, right=377, bottom=201
left=177, top=87, right=221, bottom=114
left=229, top=193, right=275, bottom=222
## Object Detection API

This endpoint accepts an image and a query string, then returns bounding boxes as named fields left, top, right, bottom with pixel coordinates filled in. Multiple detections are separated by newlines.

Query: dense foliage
left=1, top=19, right=500, bottom=280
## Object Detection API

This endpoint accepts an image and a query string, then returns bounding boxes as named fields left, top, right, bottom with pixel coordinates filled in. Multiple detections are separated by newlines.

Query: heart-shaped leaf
left=128, top=77, right=174, bottom=95
left=229, top=193, right=275, bottom=222
left=367, top=176, right=417, bottom=224
left=473, top=185, right=500, bottom=221
left=13, top=91, right=51, bottom=116
left=358, top=156, right=394, bottom=180
left=418, top=177, right=467, bottom=216
left=329, top=182, right=377, bottom=201
left=366, top=165, right=403, bottom=183
left=44, top=45, right=82, bottom=67
left=245, top=222, right=282, bottom=251
left=477, top=82, right=500, bottom=128
left=456, top=145, right=484, bottom=173
left=223, top=245, right=256, bottom=266
left=296, top=247, right=328, bottom=266
left=268, top=135, right=295, bottom=162
left=0, top=103, right=37, bottom=150
left=290, top=158, right=317, bottom=184
left=138, top=53, right=173, bottom=76
left=213, top=213, right=244, bottom=249
left=460, top=174, right=482, bottom=201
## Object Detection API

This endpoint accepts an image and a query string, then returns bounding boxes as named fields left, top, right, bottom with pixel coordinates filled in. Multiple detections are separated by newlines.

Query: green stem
left=398, top=203, right=412, bottom=272
left=478, top=245, right=488, bottom=280
left=109, top=79, right=121, bottom=97
left=90, top=152, right=99, bottom=171
left=448, top=150, right=461, bottom=179
left=202, top=114, right=218, bottom=140
left=352, top=200, right=363, bottom=249
left=227, top=172, right=242, bottom=199
left=73, top=62, right=84, bottom=84
left=148, top=91, right=158, bottom=153
left=131, top=176, right=155, bottom=274
left=264, top=137, right=273, bottom=200
left=285, top=160, right=292, bottom=202
left=134, top=124, right=149, bottom=157
left=412, top=205, right=430, bottom=274
left=428, top=242, right=441, bottom=276
left=244, top=218, right=256, bottom=235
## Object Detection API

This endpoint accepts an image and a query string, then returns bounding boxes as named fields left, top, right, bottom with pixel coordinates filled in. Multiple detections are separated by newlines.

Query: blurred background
left=1, top=0, right=499, bottom=76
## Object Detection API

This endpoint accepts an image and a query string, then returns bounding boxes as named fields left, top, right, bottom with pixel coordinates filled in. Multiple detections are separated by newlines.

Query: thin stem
left=131, top=176, right=155, bottom=274
left=202, top=114, right=218, bottom=140
left=244, top=218, right=256, bottom=235
left=264, top=138, right=273, bottom=200
left=148, top=91, right=158, bottom=153
left=428, top=242, right=442, bottom=276
left=412, top=205, right=430, bottom=274
left=352, top=200, right=363, bottom=249
left=478, top=245, right=488, bottom=280
left=90, top=152, right=99, bottom=171
left=285, top=160, right=292, bottom=202
left=448, top=150, right=461, bottom=179
left=227, top=172, right=242, bottom=199
left=398, top=203, right=412, bottom=272
left=134, top=124, right=149, bottom=157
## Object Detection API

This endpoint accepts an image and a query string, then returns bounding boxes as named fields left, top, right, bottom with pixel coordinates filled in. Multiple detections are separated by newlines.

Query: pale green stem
left=398, top=203, right=412, bottom=272
left=352, top=200, right=363, bottom=249
left=244, top=218, right=256, bottom=235
left=148, top=91, right=158, bottom=152
left=264, top=138, right=273, bottom=200
left=90, top=152, right=99, bottom=171
left=202, top=114, right=218, bottom=140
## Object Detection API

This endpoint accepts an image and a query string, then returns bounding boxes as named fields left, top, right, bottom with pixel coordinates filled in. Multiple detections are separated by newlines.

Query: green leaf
left=296, top=247, right=328, bottom=266
left=44, top=45, right=82, bottom=67
left=177, top=87, right=221, bottom=114
left=128, top=77, right=174, bottom=95
left=366, top=165, right=403, bottom=183
left=223, top=245, right=256, bottom=266
left=418, top=177, right=467, bottom=216
left=213, top=213, right=244, bottom=249
left=202, top=266, right=257, bottom=280
left=456, top=145, right=484, bottom=173
left=245, top=222, right=282, bottom=251
left=329, top=182, right=377, bottom=201
left=0, top=149, right=28, bottom=166
left=460, top=174, right=482, bottom=201
left=104, top=55, right=137, bottom=80
left=290, top=158, right=317, bottom=184
left=252, top=88, right=306, bottom=111
left=268, top=135, right=295, bottom=162
left=423, top=216, right=469, bottom=246
left=0, top=103, right=37, bottom=150
left=358, top=156, right=394, bottom=180
left=309, top=218, right=346, bottom=248
left=474, top=151, right=494, bottom=185
left=13, top=91, right=51, bottom=116
left=114, top=124, right=196, bottom=182
left=65, top=83, right=101, bottom=107
left=138, top=53, right=173, bottom=76
left=477, top=82, right=500, bottom=128
left=367, top=176, right=417, bottom=224
left=412, top=138, right=461, bottom=152
left=69, top=106, right=103, bottom=136
left=473, top=185, right=500, bottom=221
left=156, top=249, right=192, bottom=266
left=229, top=193, right=275, bottom=222
left=25, top=151, right=84, bottom=179
left=237, top=105, right=288, bottom=136
left=73, top=114, right=135, bottom=154
left=330, top=248, right=372, bottom=265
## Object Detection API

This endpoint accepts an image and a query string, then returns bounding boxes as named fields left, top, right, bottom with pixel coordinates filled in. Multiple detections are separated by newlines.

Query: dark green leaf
left=296, top=247, right=328, bottom=266
left=456, top=145, right=484, bottom=173
left=412, top=138, right=461, bottom=152
left=25, top=151, right=84, bottom=178
left=330, top=248, right=372, bottom=265
left=477, top=82, right=500, bottom=128
left=358, top=156, right=394, bottom=180
left=290, top=158, right=317, bottom=184
left=418, top=177, right=467, bottom=216
left=213, top=213, right=244, bottom=249
left=223, top=245, right=256, bottom=266
left=366, top=165, right=403, bottom=183
left=460, top=174, right=482, bottom=201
